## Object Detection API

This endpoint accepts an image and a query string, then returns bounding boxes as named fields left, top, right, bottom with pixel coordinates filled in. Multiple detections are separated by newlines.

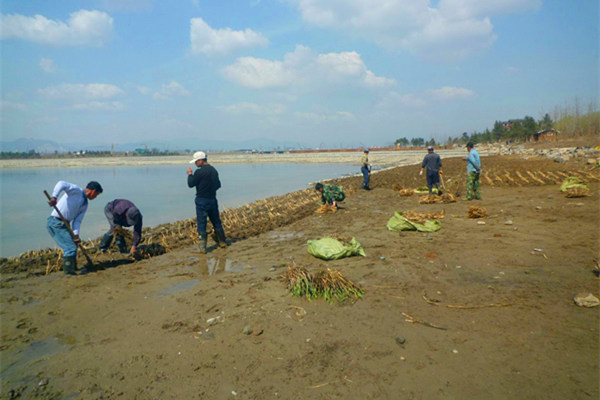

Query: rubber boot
left=215, top=227, right=228, bottom=248
left=62, top=256, right=77, bottom=276
left=198, top=233, right=207, bottom=254
left=99, top=233, right=113, bottom=253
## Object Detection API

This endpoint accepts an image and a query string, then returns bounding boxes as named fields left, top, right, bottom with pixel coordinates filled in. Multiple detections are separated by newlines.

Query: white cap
left=189, top=151, right=207, bottom=164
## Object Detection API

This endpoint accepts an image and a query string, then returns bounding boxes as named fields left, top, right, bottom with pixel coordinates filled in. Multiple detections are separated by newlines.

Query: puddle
left=0, top=337, right=70, bottom=382
left=206, top=258, right=252, bottom=275
left=158, top=279, right=200, bottom=296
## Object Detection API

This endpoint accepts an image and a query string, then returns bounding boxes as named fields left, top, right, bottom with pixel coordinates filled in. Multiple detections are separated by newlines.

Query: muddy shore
left=1, top=153, right=599, bottom=399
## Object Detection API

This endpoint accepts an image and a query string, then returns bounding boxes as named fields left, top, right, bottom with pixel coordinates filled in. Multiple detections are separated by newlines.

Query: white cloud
left=221, top=102, right=286, bottom=115
left=40, top=58, right=57, bottom=73
left=222, top=45, right=395, bottom=89
left=0, top=101, right=27, bottom=111
left=290, top=0, right=541, bottom=60
left=38, top=83, right=124, bottom=99
left=428, top=86, right=476, bottom=100
left=190, top=17, right=269, bottom=55
left=72, top=101, right=126, bottom=111
left=377, top=85, right=475, bottom=109
left=294, top=111, right=357, bottom=122
left=1, top=10, right=114, bottom=46
left=153, top=81, right=191, bottom=100
left=507, top=66, right=520, bottom=72
left=136, top=86, right=151, bottom=95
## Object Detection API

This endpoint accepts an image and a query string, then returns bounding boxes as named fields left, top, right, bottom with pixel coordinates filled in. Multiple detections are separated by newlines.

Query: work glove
left=48, top=197, right=57, bottom=207
left=419, top=170, right=423, bottom=176
left=73, top=235, right=81, bottom=245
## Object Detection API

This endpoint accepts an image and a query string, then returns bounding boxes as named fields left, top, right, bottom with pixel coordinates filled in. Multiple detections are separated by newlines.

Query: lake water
left=0, top=163, right=359, bottom=258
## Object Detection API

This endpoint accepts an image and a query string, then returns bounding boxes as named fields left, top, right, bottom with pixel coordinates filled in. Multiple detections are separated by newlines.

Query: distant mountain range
left=0, top=137, right=331, bottom=153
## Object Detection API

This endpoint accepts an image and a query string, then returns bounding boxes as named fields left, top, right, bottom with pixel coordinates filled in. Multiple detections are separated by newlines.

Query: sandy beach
left=1, top=149, right=599, bottom=399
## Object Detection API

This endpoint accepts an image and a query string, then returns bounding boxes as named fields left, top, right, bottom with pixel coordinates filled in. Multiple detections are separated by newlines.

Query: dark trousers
left=361, top=166, right=370, bottom=187
left=426, top=170, right=440, bottom=192
left=195, top=197, right=223, bottom=236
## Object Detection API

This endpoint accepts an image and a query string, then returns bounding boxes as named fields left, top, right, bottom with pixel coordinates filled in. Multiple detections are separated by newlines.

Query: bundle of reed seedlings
left=418, top=195, right=440, bottom=204
left=316, top=204, right=337, bottom=214
left=404, top=210, right=445, bottom=224
left=467, top=206, right=487, bottom=218
left=565, top=187, right=591, bottom=198
left=440, top=193, right=457, bottom=203
left=283, top=265, right=364, bottom=304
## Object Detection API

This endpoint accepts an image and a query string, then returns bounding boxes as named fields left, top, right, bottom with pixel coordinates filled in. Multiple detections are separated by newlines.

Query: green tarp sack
left=560, top=176, right=589, bottom=192
left=386, top=211, right=441, bottom=232
left=307, top=237, right=366, bottom=260
left=414, top=186, right=439, bottom=194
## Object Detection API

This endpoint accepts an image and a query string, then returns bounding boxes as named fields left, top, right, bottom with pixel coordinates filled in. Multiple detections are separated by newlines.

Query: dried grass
left=467, top=206, right=487, bottom=218
left=398, top=188, right=415, bottom=196
left=565, top=187, right=591, bottom=198
left=418, top=195, right=440, bottom=204
left=317, top=204, right=337, bottom=214
left=440, top=193, right=457, bottom=203
left=404, top=210, right=445, bottom=224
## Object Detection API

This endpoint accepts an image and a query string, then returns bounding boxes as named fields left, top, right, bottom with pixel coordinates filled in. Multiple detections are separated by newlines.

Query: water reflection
left=0, top=337, right=69, bottom=381
left=206, top=257, right=252, bottom=275
left=158, top=279, right=200, bottom=296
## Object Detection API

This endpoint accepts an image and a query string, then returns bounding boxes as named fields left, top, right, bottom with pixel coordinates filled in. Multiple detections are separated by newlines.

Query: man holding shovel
left=420, top=146, right=443, bottom=195
left=46, top=180, right=103, bottom=275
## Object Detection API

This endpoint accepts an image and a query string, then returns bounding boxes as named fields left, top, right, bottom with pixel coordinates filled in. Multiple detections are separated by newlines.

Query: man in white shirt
left=47, top=180, right=103, bottom=275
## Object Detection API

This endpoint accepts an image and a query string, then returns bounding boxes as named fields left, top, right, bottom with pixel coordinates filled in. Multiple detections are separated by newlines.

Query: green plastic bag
left=307, top=237, right=366, bottom=260
left=386, top=211, right=441, bottom=232
left=414, top=186, right=439, bottom=194
left=560, top=176, right=589, bottom=192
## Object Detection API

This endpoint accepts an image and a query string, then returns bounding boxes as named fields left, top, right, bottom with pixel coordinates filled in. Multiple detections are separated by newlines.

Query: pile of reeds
left=419, top=193, right=456, bottom=204
left=283, top=264, right=364, bottom=304
left=404, top=210, right=445, bottom=224
left=467, top=206, right=487, bottom=218
left=317, top=204, right=337, bottom=214
left=418, top=195, right=440, bottom=204
left=565, top=187, right=591, bottom=198
left=113, top=226, right=133, bottom=240
left=440, top=193, right=457, bottom=203
left=399, top=188, right=414, bottom=196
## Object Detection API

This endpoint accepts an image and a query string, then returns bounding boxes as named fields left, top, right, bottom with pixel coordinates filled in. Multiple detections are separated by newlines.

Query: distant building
left=530, top=129, right=559, bottom=142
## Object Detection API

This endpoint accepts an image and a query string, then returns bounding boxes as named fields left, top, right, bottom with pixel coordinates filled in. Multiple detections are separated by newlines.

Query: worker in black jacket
left=187, top=151, right=227, bottom=253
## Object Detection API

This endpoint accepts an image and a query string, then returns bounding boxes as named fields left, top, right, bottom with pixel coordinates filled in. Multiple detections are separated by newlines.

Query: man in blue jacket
left=464, top=142, right=482, bottom=200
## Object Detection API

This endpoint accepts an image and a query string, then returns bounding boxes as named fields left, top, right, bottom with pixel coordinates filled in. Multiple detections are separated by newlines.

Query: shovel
left=44, top=190, right=95, bottom=269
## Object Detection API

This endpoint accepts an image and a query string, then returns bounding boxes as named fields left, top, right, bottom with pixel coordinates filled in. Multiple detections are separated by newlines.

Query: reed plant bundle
left=317, top=204, right=337, bottom=214
left=403, top=210, right=445, bottom=224
left=418, top=195, right=440, bottom=204
left=283, top=264, right=364, bottom=304
left=467, top=206, right=487, bottom=218
left=565, top=187, right=591, bottom=198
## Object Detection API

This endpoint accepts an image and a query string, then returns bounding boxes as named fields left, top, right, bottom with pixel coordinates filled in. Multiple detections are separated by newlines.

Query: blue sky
left=1, top=0, right=597, bottom=149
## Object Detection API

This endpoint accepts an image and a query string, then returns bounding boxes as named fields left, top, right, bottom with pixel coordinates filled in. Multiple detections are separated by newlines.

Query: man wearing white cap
left=420, top=146, right=443, bottom=195
left=187, top=151, right=228, bottom=253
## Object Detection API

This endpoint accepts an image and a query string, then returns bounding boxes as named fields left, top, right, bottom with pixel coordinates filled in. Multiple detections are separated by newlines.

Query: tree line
left=395, top=100, right=599, bottom=147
